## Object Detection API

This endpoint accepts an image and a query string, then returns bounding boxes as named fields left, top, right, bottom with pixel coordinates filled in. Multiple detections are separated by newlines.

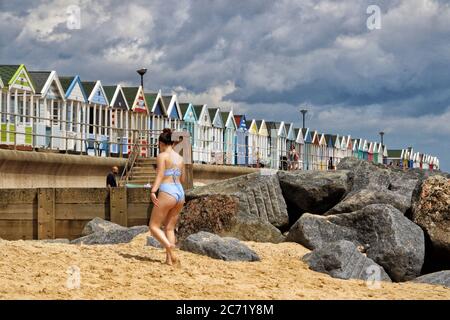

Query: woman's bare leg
left=163, top=200, right=184, bottom=265
left=149, top=192, right=177, bottom=264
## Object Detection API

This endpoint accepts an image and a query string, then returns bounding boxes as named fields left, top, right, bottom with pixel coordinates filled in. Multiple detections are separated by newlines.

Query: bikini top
left=164, top=167, right=182, bottom=177
left=164, top=151, right=182, bottom=179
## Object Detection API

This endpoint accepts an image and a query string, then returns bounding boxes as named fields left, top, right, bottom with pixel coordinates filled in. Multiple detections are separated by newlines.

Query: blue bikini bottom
left=159, top=183, right=185, bottom=203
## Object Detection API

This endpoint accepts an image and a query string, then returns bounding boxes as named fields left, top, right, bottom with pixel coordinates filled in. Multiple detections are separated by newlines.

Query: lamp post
left=137, top=68, right=147, bottom=89
left=300, top=109, right=308, bottom=129
left=379, top=131, right=385, bottom=146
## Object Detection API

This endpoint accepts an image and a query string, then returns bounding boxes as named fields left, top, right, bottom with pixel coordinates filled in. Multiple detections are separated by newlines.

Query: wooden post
left=110, top=187, right=128, bottom=227
left=37, top=188, right=55, bottom=239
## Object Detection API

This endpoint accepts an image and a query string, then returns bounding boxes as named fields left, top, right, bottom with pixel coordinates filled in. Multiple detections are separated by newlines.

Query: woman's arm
left=180, top=159, right=186, bottom=185
left=151, top=154, right=166, bottom=193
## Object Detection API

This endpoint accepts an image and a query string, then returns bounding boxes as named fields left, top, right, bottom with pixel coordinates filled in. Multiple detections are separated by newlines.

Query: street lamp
left=300, top=109, right=308, bottom=129
left=136, top=68, right=147, bottom=88
left=379, top=131, right=385, bottom=146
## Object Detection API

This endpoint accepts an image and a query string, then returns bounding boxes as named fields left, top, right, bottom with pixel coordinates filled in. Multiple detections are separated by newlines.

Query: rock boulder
left=180, top=231, right=260, bottom=262
left=177, top=194, right=284, bottom=243
left=302, top=240, right=391, bottom=282
left=287, top=204, right=425, bottom=282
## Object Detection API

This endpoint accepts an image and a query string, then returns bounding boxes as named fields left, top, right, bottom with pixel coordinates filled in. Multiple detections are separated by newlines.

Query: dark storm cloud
left=0, top=0, right=449, bottom=170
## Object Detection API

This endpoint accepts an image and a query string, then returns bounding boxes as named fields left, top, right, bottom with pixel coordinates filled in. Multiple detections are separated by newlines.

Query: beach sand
left=0, top=234, right=448, bottom=300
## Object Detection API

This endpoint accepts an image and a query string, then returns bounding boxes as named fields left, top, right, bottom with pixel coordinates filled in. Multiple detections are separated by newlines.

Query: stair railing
left=119, top=130, right=141, bottom=186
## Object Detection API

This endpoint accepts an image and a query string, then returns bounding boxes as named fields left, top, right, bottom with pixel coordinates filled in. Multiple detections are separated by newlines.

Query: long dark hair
left=159, top=128, right=173, bottom=145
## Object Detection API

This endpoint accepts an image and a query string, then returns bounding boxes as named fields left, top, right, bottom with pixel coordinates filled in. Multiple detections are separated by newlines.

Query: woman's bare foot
left=167, top=244, right=180, bottom=267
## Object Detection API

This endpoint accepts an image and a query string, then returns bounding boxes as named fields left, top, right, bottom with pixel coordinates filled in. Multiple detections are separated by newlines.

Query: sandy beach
left=0, top=234, right=448, bottom=300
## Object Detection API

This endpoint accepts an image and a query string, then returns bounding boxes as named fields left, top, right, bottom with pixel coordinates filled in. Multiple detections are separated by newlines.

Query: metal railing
left=119, top=131, right=142, bottom=185
left=0, top=110, right=162, bottom=159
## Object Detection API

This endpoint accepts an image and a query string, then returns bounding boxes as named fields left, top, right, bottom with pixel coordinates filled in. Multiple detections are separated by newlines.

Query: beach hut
left=208, top=107, right=224, bottom=164
left=30, top=70, right=67, bottom=150
left=265, top=121, right=287, bottom=170
left=234, top=114, right=248, bottom=166
left=372, top=142, right=379, bottom=164
left=368, top=142, right=375, bottom=163
left=145, top=91, right=166, bottom=156
left=286, top=123, right=297, bottom=153
left=82, top=81, right=110, bottom=156
left=310, top=130, right=321, bottom=170
left=60, top=76, right=88, bottom=153
left=344, top=135, right=353, bottom=159
left=302, top=128, right=312, bottom=170
left=179, top=102, right=197, bottom=148
left=103, top=85, right=129, bottom=155
left=194, top=104, right=212, bottom=163
left=318, top=133, right=328, bottom=170
left=120, top=86, right=149, bottom=156
left=162, top=94, right=183, bottom=131
left=246, top=119, right=258, bottom=166
left=221, top=110, right=237, bottom=165
left=377, top=143, right=385, bottom=164
left=325, top=134, right=340, bottom=169
left=387, top=149, right=402, bottom=167
left=294, top=128, right=305, bottom=169
left=352, top=139, right=359, bottom=159
left=0, top=65, right=36, bottom=148
left=255, top=120, right=270, bottom=167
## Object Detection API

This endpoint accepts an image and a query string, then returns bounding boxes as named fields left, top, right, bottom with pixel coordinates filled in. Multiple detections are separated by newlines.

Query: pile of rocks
left=178, top=157, right=450, bottom=287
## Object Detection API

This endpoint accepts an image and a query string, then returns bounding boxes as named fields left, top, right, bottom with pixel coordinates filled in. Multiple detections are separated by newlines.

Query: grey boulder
left=81, top=217, right=126, bottom=236
left=302, top=240, right=391, bottom=282
left=328, top=158, right=420, bottom=214
left=71, top=225, right=148, bottom=245
left=287, top=204, right=425, bottom=282
left=277, top=170, right=350, bottom=218
left=411, top=271, right=450, bottom=288
left=146, top=236, right=163, bottom=248
left=186, top=172, right=289, bottom=229
left=412, top=176, right=450, bottom=262
left=178, top=194, right=284, bottom=244
left=180, top=231, right=260, bottom=262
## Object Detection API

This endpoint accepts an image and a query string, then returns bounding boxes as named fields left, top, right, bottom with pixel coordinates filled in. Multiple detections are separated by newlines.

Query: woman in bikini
left=149, top=128, right=185, bottom=265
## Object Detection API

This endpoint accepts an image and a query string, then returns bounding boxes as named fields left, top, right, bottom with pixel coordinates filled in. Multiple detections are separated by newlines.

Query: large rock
left=287, top=204, right=425, bottom=282
left=81, top=217, right=126, bottom=236
left=186, top=172, right=289, bottom=229
left=146, top=236, right=163, bottom=248
left=328, top=158, right=421, bottom=215
left=411, top=271, right=450, bottom=288
left=177, top=194, right=284, bottom=243
left=180, top=231, right=260, bottom=262
left=277, top=170, right=350, bottom=219
left=71, top=226, right=148, bottom=245
left=412, top=175, right=450, bottom=268
left=302, top=240, right=391, bottom=282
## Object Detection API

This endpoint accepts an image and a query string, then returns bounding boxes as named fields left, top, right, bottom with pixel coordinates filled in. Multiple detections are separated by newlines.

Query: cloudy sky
left=1, top=0, right=449, bottom=170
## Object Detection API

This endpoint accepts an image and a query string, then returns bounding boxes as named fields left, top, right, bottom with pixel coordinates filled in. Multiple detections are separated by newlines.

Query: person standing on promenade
left=106, top=166, right=119, bottom=188
left=149, top=128, right=185, bottom=266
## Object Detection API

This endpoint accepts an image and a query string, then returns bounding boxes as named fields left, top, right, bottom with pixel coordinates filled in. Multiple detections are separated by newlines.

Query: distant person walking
left=106, top=166, right=119, bottom=188
left=149, top=128, right=185, bottom=266
left=288, top=145, right=298, bottom=171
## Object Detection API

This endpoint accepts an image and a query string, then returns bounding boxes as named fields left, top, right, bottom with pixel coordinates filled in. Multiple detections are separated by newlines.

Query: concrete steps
left=122, top=156, right=157, bottom=186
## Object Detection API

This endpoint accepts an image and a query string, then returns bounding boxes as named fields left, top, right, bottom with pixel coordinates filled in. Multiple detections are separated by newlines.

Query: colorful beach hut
left=30, top=70, right=67, bottom=150
left=103, top=85, right=129, bottom=155
left=209, top=107, right=224, bottom=164
left=234, top=114, right=248, bottom=166
left=221, top=110, right=237, bottom=165
left=256, top=120, right=270, bottom=167
left=60, top=75, right=88, bottom=152
left=194, top=104, right=212, bottom=163
left=0, top=65, right=36, bottom=147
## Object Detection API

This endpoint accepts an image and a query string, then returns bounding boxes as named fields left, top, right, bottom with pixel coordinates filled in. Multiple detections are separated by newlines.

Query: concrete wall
left=0, top=150, right=127, bottom=188
left=193, top=163, right=259, bottom=184
left=0, top=150, right=252, bottom=189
